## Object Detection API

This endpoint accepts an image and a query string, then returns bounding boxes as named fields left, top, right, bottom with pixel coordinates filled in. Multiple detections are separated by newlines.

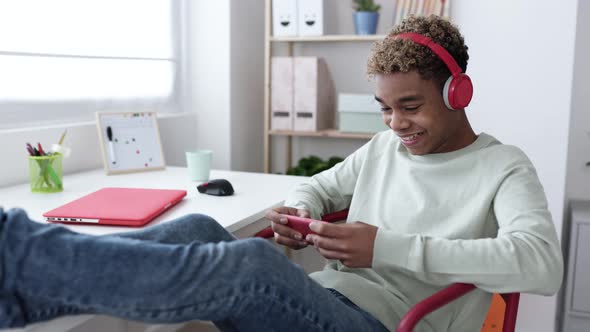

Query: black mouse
left=197, top=179, right=234, bottom=196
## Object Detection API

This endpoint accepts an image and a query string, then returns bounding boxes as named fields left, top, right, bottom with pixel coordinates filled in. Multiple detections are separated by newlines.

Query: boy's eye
left=380, top=107, right=391, bottom=112
left=404, top=105, right=420, bottom=111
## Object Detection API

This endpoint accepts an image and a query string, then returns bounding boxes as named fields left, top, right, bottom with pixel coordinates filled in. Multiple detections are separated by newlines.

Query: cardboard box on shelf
left=272, top=0, right=298, bottom=36
left=297, top=0, right=324, bottom=36
left=338, top=93, right=386, bottom=133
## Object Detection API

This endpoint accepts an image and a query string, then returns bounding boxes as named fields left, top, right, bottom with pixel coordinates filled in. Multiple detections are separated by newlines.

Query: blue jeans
left=0, top=208, right=389, bottom=332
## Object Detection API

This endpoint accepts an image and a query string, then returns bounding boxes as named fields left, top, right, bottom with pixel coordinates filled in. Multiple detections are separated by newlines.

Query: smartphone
left=280, top=214, right=321, bottom=237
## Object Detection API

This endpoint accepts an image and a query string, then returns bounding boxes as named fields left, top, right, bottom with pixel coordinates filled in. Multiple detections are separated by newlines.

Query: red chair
left=396, top=284, right=520, bottom=332
left=256, top=209, right=520, bottom=332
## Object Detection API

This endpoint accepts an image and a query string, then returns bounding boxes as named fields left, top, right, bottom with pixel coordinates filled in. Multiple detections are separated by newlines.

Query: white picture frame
left=96, top=111, right=166, bottom=175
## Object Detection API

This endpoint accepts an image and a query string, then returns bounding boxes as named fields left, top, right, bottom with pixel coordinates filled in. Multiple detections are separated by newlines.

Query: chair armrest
left=396, top=283, right=477, bottom=332
left=254, top=209, right=350, bottom=238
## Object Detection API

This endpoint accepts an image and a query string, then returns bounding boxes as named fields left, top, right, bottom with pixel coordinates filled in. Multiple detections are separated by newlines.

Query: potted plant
left=286, top=156, right=344, bottom=177
left=353, top=0, right=381, bottom=35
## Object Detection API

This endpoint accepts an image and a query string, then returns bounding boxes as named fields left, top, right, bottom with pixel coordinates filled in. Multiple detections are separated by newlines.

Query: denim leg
left=109, top=213, right=239, bottom=331
left=1, top=209, right=389, bottom=332
left=110, top=213, right=237, bottom=244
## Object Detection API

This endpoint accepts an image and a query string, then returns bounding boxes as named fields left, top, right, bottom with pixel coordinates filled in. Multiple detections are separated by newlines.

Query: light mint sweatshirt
left=284, top=132, right=563, bottom=332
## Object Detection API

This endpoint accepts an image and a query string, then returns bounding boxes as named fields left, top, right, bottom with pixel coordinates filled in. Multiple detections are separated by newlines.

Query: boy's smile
left=375, top=71, right=476, bottom=155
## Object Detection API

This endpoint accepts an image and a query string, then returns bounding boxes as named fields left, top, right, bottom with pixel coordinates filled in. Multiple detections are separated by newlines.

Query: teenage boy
left=268, top=15, right=563, bottom=331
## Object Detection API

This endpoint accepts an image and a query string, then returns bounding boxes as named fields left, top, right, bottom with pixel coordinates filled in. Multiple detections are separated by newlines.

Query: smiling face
left=375, top=71, right=476, bottom=155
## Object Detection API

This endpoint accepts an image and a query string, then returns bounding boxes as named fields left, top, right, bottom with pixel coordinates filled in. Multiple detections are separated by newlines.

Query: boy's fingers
left=275, top=206, right=299, bottom=215
left=266, top=207, right=307, bottom=223
left=271, top=222, right=303, bottom=240
left=316, top=247, right=347, bottom=261
left=297, top=210, right=311, bottom=218
left=274, top=232, right=308, bottom=249
left=264, top=209, right=280, bottom=222
left=308, top=235, right=346, bottom=251
left=309, top=222, right=346, bottom=238
left=265, top=209, right=289, bottom=224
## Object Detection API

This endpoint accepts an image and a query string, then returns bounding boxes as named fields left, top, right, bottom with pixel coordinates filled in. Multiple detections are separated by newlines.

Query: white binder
left=270, top=56, right=294, bottom=130
left=293, top=57, right=335, bottom=131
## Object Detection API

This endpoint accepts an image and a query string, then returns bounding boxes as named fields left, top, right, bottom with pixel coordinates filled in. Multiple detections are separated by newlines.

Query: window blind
left=0, top=0, right=180, bottom=128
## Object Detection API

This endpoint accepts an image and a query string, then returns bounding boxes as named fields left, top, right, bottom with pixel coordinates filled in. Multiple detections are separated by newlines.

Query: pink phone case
left=282, top=215, right=321, bottom=237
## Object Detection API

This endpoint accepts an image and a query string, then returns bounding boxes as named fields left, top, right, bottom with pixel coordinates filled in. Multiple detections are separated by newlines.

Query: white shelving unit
left=270, top=34, right=385, bottom=42
left=263, top=0, right=386, bottom=173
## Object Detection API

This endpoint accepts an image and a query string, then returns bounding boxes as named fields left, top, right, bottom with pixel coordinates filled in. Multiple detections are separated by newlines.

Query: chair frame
left=396, top=283, right=520, bottom=332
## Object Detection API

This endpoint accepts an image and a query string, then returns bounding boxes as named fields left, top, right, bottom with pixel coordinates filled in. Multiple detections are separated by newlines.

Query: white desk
left=0, top=167, right=308, bottom=332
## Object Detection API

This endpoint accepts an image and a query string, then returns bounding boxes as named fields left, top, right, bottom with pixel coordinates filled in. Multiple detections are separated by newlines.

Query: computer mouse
left=197, top=179, right=234, bottom=196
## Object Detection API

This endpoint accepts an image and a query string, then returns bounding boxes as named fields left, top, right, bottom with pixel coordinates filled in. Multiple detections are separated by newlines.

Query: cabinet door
left=573, top=224, right=590, bottom=313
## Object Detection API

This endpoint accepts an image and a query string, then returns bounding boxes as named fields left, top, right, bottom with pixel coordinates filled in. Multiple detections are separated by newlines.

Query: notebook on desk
left=43, top=187, right=187, bottom=227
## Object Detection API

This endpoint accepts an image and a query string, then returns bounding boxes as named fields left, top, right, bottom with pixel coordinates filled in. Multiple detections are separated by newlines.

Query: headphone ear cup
left=442, top=76, right=454, bottom=110
left=443, top=74, right=473, bottom=110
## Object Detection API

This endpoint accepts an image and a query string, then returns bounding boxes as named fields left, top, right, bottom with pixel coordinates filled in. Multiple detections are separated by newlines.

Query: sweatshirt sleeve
left=284, top=141, right=370, bottom=220
left=372, top=160, right=564, bottom=295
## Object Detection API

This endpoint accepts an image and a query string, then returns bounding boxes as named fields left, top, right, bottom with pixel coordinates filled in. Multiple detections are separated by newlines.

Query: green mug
left=186, top=150, right=212, bottom=182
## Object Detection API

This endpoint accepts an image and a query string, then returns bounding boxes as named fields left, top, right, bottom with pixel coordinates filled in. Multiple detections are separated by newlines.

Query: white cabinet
left=563, top=201, right=590, bottom=331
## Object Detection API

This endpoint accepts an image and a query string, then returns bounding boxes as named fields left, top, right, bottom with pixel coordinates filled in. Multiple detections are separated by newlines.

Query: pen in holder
left=29, top=154, right=63, bottom=193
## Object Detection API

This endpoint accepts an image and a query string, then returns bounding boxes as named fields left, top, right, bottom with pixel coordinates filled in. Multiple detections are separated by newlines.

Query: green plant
left=286, top=155, right=344, bottom=177
left=353, top=0, right=381, bottom=12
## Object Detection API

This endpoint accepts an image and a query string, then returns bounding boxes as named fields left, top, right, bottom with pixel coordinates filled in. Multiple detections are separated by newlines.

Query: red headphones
left=395, top=32, right=473, bottom=110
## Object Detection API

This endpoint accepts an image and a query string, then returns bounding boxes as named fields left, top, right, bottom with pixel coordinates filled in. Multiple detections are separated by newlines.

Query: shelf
left=269, top=129, right=374, bottom=139
left=270, top=34, right=386, bottom=42
left=262, top=0, right=383, bottom=172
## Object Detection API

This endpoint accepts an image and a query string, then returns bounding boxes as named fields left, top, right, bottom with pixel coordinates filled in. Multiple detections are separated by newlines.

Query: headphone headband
left=393, top=32, right=473, bottom=110
left=395, top=32, right=463, bottom=77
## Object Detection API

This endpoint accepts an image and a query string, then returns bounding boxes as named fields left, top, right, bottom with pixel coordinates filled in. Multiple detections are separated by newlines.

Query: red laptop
left=43, top=187, right=187, bottom=226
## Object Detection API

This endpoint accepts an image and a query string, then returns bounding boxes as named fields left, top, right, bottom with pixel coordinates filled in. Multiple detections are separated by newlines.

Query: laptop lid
left=43, top=187, right=187, bottom=226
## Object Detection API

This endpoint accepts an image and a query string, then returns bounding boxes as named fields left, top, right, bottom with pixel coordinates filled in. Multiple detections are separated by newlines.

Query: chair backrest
left=482, top=294, right=506, bottom=331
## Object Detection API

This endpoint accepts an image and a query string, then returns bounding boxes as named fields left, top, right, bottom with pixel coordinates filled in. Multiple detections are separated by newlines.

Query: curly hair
left=366, top=15, right=469, bottom=88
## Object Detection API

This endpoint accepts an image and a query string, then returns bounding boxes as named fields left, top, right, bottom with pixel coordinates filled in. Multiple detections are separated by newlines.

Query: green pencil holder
left=29, top=154, right=63, bottom=193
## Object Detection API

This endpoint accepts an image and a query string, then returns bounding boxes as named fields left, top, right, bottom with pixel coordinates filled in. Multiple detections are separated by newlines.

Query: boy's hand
left=307, top=222, right=378, bottom=268
left=265, top=206, right=311, bottom=250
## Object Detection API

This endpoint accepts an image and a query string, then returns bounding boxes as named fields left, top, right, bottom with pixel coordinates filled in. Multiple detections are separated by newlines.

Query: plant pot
left=353, top=11, right=379, bottom=35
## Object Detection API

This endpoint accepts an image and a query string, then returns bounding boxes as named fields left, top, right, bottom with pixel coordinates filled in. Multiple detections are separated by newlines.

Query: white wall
left=452, top=1, right=577, bottom=331
left=188, top=0, right=232, bottom=170
left=230, top=0, right=265, bottom=172
left=187, top=0, right=265, bottom=172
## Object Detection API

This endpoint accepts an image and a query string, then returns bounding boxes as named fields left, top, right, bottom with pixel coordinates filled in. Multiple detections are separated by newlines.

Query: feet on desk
left=0, top=209, right=387, bottom=332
